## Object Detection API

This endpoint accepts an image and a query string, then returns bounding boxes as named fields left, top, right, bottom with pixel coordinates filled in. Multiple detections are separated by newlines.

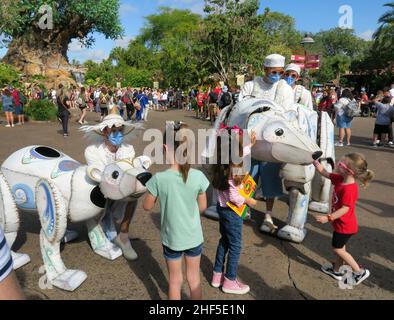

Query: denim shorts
left=163, top=243, right=203, bottom=261
left=2, top=105, right=14, bottom=113
left=336, top=114, right=353, bottom=129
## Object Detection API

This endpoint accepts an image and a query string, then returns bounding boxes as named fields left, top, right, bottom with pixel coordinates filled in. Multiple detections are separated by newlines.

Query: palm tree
left=373, top=2, right=394, bottom=50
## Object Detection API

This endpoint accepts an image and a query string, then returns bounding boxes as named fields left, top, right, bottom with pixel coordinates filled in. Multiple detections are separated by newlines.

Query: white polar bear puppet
left=0, top=145, right=152, bottom=291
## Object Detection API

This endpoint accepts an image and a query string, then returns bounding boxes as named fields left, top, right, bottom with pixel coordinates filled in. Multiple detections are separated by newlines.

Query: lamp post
left=300, top=33, right=315, bottom=88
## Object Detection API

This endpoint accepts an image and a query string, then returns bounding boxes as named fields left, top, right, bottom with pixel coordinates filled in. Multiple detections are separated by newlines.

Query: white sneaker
left=389, top=141, right=393, bottom=146
left=335, top=142, right=344, bottom=147
left=5, top=124, right=11, bottom=128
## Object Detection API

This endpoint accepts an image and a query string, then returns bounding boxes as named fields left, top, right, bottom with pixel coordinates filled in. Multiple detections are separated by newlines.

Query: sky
left=0, top=0, right=389, bottom=63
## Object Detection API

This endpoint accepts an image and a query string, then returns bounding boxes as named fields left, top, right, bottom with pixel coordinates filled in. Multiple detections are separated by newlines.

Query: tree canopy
left=0, top=0, right=123, bottom=47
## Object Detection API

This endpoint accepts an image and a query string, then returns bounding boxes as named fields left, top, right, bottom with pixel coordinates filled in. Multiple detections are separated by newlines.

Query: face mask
left=268, top=74, right=282, bottom=84
left=108, top=131, right=124, bottom=146
left=285, top=76, right=296, bottom=86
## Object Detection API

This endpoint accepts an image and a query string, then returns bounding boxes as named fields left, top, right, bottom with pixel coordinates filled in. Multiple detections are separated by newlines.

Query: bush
left=0, top=63, right=20, bottom=86
left=25, top=99, right=58, bottom=121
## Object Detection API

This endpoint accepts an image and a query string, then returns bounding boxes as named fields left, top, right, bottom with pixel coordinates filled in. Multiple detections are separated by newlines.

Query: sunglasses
left=338, top=161, right=355, bottom=175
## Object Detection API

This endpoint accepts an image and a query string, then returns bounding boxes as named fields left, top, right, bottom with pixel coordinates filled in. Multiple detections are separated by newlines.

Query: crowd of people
left=313, top=84, right=394, bottom=147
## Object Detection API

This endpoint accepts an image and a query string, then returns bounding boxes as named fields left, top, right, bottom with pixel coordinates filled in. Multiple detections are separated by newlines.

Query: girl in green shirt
left=144, top=122, right=210, bottom=300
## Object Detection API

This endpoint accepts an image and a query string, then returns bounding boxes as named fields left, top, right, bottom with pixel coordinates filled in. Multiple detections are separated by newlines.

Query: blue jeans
left=251, top=159, right=283, bottom=199
left=213, top=205, right=243, bottom=281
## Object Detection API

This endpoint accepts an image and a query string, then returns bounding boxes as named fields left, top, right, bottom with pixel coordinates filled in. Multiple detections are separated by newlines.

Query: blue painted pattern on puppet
left=12, top=184, right=36, bottom=210
left=40, top=182, right=55, bottom=236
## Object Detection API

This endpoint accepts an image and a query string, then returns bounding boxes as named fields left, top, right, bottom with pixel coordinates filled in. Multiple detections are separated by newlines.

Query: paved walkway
left=0, top=110, right=393, bottom=300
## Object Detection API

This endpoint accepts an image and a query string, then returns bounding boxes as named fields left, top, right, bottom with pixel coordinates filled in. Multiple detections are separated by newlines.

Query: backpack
left=344, top=99, right=360, bottom=118
left=220, top=92, right=232, bottom=108
left=209, top=91, right=218, bottom=103
left=19, top=92, right=27, bottom=105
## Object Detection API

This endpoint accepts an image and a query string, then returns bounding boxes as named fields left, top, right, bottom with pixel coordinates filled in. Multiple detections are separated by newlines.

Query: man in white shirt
left=390, top=84, right=394, bottom=106
left=238, top=54, right=295, bottom=111
left=283, top=63, right=314, bottom=111
left=239, top=54, right=295, bottom=233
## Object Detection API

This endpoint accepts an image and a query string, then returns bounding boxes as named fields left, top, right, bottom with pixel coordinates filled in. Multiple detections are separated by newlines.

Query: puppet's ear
left=87, top=164, right=104, bottom=183
left=133, top=156, right=152, bottom=170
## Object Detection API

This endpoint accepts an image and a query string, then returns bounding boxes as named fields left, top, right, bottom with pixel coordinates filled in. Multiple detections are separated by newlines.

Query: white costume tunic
left=293, top=85, right=314, bottom=111
left=85, top=143, right=135, bottom=167
left=85, top=143, right=136, bottom=240
left=238, top=77, right=295, bottom=111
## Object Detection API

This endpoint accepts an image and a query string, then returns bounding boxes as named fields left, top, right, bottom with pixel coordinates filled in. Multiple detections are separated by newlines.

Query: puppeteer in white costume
left=204, top=54, right=335, bottom=243
left=284, top=63, right=314, bottom=111
left=0, top=110, right=152, bottom=291
left=238, top=54, right=295, bottom=111
left=82, top=109, right=152, bottom=261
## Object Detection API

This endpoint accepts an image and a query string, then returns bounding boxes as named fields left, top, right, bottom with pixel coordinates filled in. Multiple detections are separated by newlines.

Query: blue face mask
left=108, top=131, right=124, bottom=146
left=285, top=76, right=296, bottom=86
left=268, top=74, right=282, bottom=84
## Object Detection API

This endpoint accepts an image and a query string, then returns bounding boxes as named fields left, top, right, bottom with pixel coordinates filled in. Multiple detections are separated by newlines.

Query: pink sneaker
left=222, top=277, right=250, bottom=295
left=211, top=272, right=224, bottom=288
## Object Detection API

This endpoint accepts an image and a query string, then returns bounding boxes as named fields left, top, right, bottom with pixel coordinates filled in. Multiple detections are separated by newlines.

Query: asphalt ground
left=0, top=109, right=393, bottom=300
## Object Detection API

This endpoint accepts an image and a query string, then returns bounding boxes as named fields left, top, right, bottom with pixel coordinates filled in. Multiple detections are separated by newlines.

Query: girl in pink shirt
left=211, top=127, right=256, bottom=295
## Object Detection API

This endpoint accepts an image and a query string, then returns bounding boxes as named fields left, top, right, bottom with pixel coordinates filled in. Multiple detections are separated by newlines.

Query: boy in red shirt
left=313, top=153, right=374, bottom=286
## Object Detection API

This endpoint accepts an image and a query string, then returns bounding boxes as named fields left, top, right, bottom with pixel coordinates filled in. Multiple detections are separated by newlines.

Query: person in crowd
left=141, top=89, right=150, bottom=122
left=136, top=90, right=147, bottom=121
left=283, top=63, right=314, bottom=110
left=143, top=122, right=209, bottom=300
left=313, top=153, right=374, bottom=286
left=239, top=54, right=294, bottom=234
left=318, top=90, right=334, bottom=117
left=56, top=84, right=71, bottom=137
left=372, top=96, right=394, bottom=147
left=218, top=85, right=233, bottom=110
left=0, top=226, right=25, bottom=300
left=2, top=87, right=15, bottom=128
left=153, top=89, right=159, bottom=111
left=360, top=89, right=370, bottom=117
left=50, top=87, right=57, bottom=105
left=99, top=87, right=110, bottom=121
left=77, top=87, right=89, bottom=125
left=211, top=127, right=257, bottom=295
left=122, top=87, right=135, bottom=121
left=94, top=87, right=101, bottom=113
left=161, top=90, right=168, bottom=111
left=10, top=86, right=23, bottom=126
left=207, top=84, right=222, bottom=122
left=334, top=89, right=356, bottom=147
left=195, top=89, right=204, bottom=119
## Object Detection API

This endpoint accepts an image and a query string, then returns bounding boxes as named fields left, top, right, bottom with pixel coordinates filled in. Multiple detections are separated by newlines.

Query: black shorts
left=374, top=124, right=390, bottom=135
left=332, top=232, right=354, bottom=249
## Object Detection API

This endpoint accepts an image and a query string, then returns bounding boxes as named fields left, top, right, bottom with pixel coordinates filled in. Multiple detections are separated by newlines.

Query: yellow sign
left=226, top=174, right=257, bottom=219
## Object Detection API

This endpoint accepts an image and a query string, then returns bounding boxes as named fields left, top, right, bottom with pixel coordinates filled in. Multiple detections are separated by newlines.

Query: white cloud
left=114, top=36, right=134, bottom=48
left=68, top=40, right=109, bottom=63
left=120, top=2, right=137, bottom=15
left=359, top=29, right=374, bottom=41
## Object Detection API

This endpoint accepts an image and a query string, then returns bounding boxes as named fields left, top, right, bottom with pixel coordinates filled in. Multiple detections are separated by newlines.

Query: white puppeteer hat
left=264, top=54, right=286, bottom=68
left=285, top=63, right=301, bottom=75
left=80, top=108, right=141, bottom=137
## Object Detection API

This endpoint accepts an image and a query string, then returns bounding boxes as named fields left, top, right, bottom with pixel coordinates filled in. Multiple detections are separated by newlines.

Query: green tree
left=374, top=2, right=394, bottom=56
left=0, top=0, right=123, bottom=78
left=139, top=8, right=203, bottom=88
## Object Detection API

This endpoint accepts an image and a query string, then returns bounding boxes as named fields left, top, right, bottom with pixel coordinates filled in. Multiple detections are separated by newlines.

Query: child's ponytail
left=164, top=122, right=191, bottom=183
left=345, top=153, right=375, bottom=188
left=360, top=169, right=375, bottom=189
